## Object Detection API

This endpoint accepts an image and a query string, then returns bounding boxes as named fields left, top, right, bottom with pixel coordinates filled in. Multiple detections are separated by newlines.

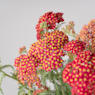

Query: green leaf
left=63, top=83, right=71, bottom=95
left=0, top=88, right=4, bottom=95
left=40, top=31, right=44, bottom=34
left=0, top=65, right=14, bottom=71
left=40, top=22, right=47, bottom=29
left=38, top=90, right=52, bottom=95
left=55, top=83, right=62, bottom=95
left=28, top=90, right=32, bottom=95
left=18, top=84, right=27, bottom=95
left=18, top=88, right=25, bottom=95
left=0, top=73, right=5, bottom=95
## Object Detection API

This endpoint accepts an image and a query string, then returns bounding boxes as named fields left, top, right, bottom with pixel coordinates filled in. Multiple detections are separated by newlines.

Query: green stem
left=55, top=69, right=66, bottom=95
left=0, top=69, right=30, bottom=91
left=0, top=70, right=16, bottom=80
left=0, top=65, right=14, bottom=71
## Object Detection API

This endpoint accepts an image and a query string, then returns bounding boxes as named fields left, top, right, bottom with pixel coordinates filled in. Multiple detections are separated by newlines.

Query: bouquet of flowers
left=0, top=11, right=95, bottom=95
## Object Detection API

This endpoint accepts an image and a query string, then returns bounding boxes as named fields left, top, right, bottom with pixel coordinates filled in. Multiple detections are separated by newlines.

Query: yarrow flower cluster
left=62, top=19, right=95, bottom=95
left=63, top=48, right=95, bottom=94
left=14, top=55, right=41, bottom=88
left=28, top=30, right=68, bottom=71
left=9, top=12, right=95, bottom=95
left=36, top=12, right=64, bottom=39
left=63, top=40, right=86, bottom=55
left=14, top=30, right=68, bottom=90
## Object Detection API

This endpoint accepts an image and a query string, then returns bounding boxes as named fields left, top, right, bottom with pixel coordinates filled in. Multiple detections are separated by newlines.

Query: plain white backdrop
left=0, top=0, right=95, bottom=95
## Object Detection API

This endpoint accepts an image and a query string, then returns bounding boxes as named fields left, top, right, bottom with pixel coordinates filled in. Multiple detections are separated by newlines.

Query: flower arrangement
left=0, top=11, right=95, bottom=95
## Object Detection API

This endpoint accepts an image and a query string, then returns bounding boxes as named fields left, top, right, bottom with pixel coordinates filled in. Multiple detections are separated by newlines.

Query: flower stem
left=0, top=69, right=29, bottom=91
left=0, top=70, right=16, bottom=80
left=0, top=65, right=14, bottom=71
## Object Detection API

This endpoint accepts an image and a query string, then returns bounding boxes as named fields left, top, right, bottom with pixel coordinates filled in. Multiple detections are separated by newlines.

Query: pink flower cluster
left=63, top=41, right=95, bottom=95
left=14, top=55, right=41, bottom=88
left=63, top=40, right=86, bottom=55
left=14, top=30, right=68, bottom=88
left=28, top=30, right=68, bottom=71
left=13, top=11, right=95, bottom=95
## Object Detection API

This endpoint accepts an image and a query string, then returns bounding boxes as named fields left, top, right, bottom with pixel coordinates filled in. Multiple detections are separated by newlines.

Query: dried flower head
left=61, top=21, right=76, bottom=38
left=19, top=46, right=26, bottom=54
left=76, top=19, right=95, bottom=53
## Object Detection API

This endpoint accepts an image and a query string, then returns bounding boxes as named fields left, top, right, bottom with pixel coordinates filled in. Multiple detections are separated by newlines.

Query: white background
left=0, top=0, right=95, bottom=95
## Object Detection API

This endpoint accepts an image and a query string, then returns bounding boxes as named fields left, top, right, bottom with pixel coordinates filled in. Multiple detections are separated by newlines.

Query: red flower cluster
left=36, top=12, right=64, bottom=39
left=14, top=30, right=68, bottom=88
left=13, top=12, right=95, bottom=95
left=62, top=50, right=95, bottom=95
left=14, top=55, right=41, bottom=88
left=63, top=40, right=86, bottom=55
left=28, top=30, right=68, bottom=71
